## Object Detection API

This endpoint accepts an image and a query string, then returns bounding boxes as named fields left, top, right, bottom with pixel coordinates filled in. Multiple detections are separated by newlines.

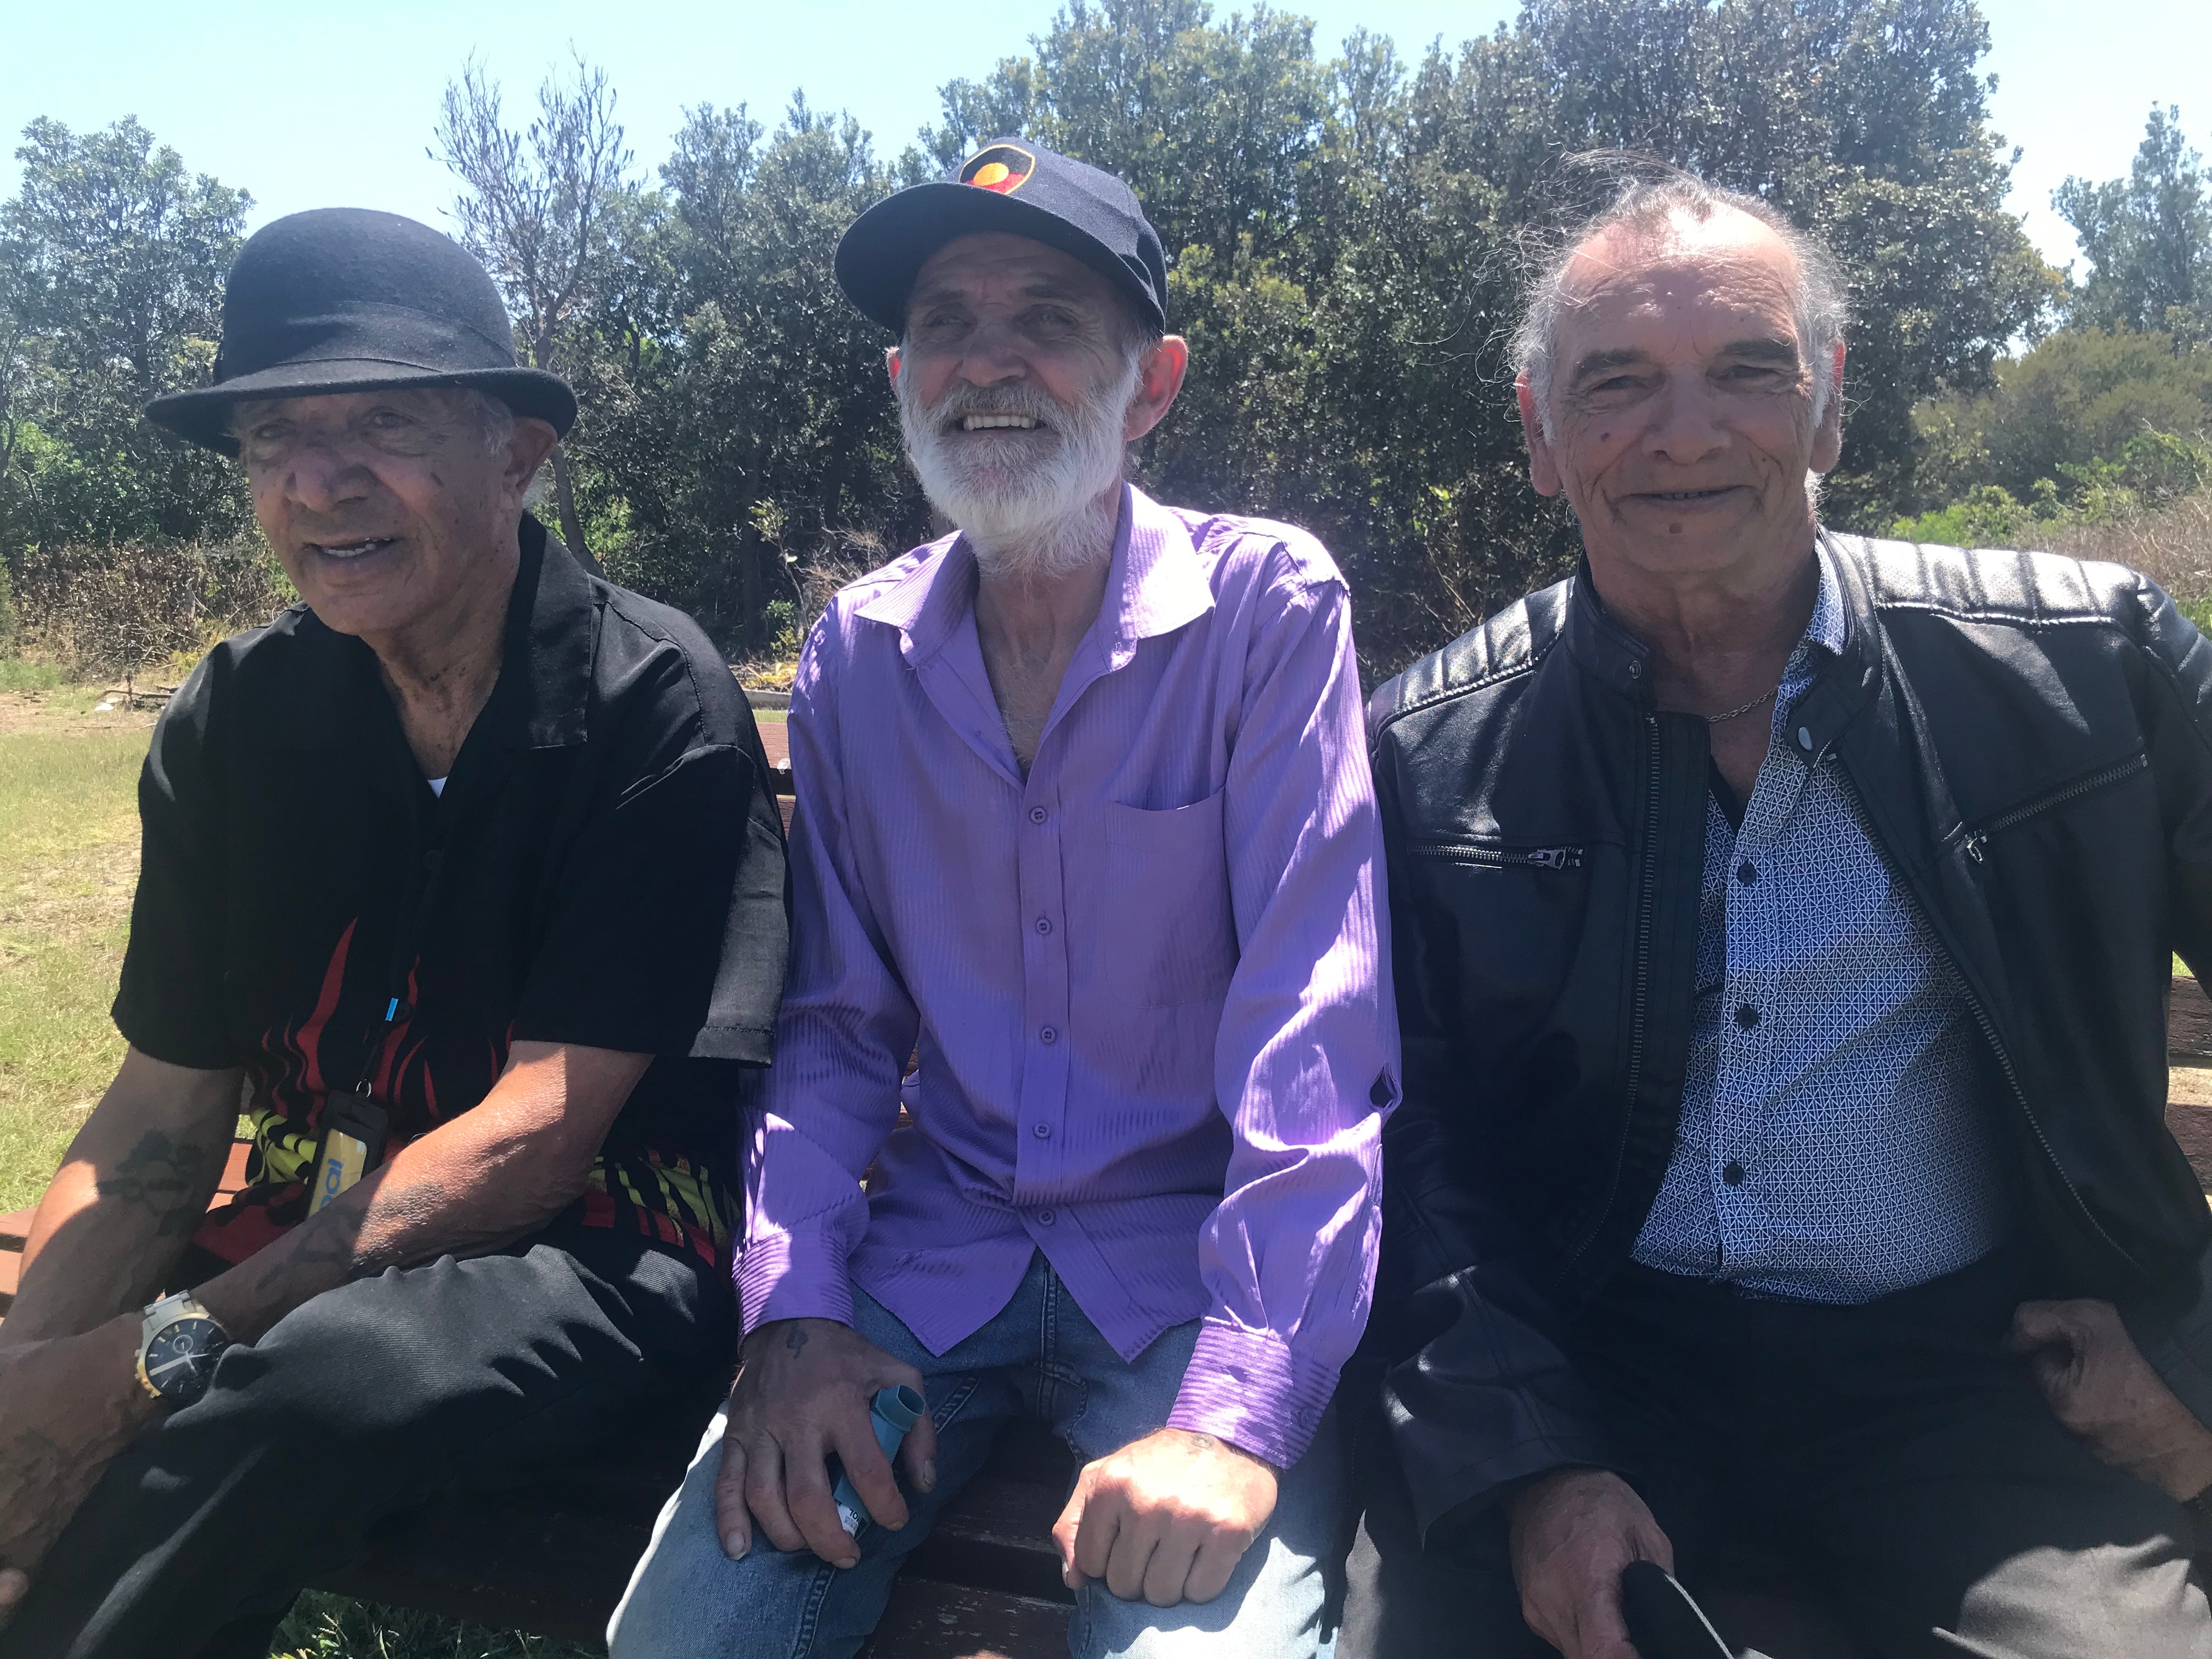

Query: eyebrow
left=1566, top=336, right=1803, bottom=388
left=1565, top=348, right=1649, bottom=388
left=1719, top=336, right=1803, bottom=365
left=907, top=276, right=1102, bottom=314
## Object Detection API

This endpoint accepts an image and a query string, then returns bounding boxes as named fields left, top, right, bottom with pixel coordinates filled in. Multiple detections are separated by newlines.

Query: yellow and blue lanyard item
left=310, top=840, right=442, bottom=1214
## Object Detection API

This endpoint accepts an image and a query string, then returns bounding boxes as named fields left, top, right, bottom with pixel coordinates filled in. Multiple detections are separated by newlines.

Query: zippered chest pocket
left=1961, top=751, right=2148, bottom=864
left=1407, top=840, right=1586, bottom=871
left=1404, top=838, right=1596, bottom=1059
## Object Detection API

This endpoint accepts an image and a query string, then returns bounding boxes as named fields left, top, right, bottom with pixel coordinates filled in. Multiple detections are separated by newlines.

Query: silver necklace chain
left=1704, top=686, right=1778, bottom=725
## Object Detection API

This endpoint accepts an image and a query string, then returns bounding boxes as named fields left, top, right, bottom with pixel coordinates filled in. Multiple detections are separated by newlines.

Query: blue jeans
left=608, top=1252, right=1341, bottom=1658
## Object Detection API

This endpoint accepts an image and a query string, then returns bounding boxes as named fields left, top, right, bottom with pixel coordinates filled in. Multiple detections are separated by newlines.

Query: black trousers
left=8, top=1229, right=731, bottom=1659
left=1340, top=1251, right=2212, bottom=1658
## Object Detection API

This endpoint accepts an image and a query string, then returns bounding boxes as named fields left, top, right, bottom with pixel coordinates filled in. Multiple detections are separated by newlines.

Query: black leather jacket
left=1365, top=531, right=2212, bottom=1537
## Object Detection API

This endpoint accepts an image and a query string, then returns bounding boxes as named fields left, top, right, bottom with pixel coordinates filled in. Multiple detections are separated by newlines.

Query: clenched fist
left=1052, top=1427, right=1277, bottom=1607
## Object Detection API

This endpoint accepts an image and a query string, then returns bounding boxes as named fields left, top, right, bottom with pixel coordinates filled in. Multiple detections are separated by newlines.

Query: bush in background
left=7, top=538, right=293, bottom=683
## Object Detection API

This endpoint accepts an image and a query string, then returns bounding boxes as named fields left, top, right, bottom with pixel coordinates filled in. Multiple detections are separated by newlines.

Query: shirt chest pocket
left=1102, top=791, right=1237, bottom=1008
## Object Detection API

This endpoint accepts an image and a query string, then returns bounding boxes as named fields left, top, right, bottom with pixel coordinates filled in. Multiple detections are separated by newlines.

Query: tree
left=2056, top=105, right=2211, bottom=343
left=0, top=116, right=251, bottom=560
left=582, top=99, right=924, bottom=651
left=909, top=0, right=2053, bottom=673
left=435, top=53, right=639, bottom=560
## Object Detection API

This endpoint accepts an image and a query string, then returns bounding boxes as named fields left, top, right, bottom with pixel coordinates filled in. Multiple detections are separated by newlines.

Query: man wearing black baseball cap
left=0, top=208, right=789, bottom=1656
left=611, top=140, right=1394, bottom=1659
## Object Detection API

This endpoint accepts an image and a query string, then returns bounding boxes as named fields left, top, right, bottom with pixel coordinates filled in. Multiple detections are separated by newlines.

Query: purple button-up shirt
left=740, top=486, right=1396, bottom=1468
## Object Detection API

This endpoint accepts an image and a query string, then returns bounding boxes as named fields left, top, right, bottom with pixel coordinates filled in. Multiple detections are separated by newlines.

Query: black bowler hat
left=145, top=207, right=577, bottom=455
left=835, top=139, right=1168, bottom=336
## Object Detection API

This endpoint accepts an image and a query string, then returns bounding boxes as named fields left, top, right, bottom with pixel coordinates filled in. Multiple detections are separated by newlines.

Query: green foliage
left=0, top=2, right=2078, bottom=674
left=1913, top=328, right=2212, bottom=506
left=2055, top=105, right=2210, bottom=338
left=575, top=97, right=927, bottom=650
left=1892, top=426, right=2212, bottom=552
left=0, top=117, right=253, bottom=563
left=890, top=0, right=2055, bottom=667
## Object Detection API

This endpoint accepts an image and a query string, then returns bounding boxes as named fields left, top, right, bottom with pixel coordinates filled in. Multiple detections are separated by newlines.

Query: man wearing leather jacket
left=1345, top=166, right=2212, bottom=1658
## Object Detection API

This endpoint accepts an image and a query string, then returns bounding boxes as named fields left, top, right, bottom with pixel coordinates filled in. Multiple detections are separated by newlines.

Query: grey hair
left=1512, top=162, right=1848, bottom=438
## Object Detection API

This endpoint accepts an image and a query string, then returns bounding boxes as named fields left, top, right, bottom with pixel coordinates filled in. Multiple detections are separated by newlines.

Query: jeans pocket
left=1102, top=791, right=1237, bottom=1008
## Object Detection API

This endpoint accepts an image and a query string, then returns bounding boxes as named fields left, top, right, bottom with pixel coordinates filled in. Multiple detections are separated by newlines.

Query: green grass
left=269, top=1593, right=596, bottom=1659
left=0, top=658, right=69, bottom=693
left=0, top=724, right=145, bottom=1210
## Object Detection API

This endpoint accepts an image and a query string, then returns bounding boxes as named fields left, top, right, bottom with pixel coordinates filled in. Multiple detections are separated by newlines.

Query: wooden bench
left=12, top=738, right=2212, bottom=1654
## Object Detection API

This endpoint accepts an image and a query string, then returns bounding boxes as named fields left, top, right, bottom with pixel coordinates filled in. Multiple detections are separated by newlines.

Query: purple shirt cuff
left=736, top=1231, right=856, bottom=1338
left=1166, top=1318, right=1340, bottom=1470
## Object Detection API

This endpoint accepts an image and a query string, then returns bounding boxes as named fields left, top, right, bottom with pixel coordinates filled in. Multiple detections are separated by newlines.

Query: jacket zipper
left=1931, top=760, right=2149, bottom=1274
left=1555, top=711, right=1661, bottom=1289
left=1961, top=751, right=2148, bottom=862
left=1407, top=842, right=1585, bottom=870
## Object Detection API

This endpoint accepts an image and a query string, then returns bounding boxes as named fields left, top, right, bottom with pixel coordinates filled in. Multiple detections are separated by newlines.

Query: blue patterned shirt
left=1630, top=546, right=2008, bottom=1303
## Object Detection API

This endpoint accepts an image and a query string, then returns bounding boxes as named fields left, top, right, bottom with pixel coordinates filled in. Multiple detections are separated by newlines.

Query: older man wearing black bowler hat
left=607, top=139, right=1396, bottom=1659
left=0, top=207, right=789, bottom=1657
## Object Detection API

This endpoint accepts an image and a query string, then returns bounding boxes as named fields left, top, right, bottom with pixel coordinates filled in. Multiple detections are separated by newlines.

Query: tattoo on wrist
left=95, top=1132, right=208, bottom=1238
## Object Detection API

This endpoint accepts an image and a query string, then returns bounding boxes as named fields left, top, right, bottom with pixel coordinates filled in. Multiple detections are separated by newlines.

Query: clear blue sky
left=0, top=0, right=2203, bottom=276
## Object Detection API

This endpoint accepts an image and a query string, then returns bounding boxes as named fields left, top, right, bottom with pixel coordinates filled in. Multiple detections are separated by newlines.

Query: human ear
left=1122, top=335, right=1189, bottom=443
left=886, top=346, right=903, bottom=387
left=506, top=417, right=561, bottom=499
left=1809, top=340, right=1847, bottom=474
left=1518, top=375, right=1564, bottom=498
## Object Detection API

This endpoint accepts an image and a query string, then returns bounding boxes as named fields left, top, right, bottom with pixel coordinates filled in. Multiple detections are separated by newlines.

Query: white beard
left=898, top=354, right=1140, bottom=582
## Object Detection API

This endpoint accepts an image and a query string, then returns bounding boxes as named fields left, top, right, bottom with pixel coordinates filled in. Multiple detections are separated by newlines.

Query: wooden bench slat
left=2175, top=974, right=2212, bottom=1059
left=858, top=1576, right=1073, bottom=1659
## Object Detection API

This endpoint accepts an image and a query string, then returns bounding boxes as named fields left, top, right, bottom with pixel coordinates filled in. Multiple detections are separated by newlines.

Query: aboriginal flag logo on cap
left=960, top=143, right=1036, bottom=195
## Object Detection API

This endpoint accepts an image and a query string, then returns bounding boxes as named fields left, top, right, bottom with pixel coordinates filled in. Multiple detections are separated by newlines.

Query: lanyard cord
left=345, top=842, right=448, bottom=1100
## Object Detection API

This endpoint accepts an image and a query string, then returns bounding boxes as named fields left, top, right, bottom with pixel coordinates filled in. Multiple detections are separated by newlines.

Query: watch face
left=143, top=1317, right=227, bottom=1402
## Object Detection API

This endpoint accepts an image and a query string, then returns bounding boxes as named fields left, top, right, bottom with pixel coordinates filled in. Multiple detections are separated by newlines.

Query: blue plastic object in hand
left=831, top=1384, right=926, bottom=1538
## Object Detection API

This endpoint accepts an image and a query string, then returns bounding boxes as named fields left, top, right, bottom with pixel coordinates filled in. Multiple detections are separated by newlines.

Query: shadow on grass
left=270, top=1591, right=600, bottom=1659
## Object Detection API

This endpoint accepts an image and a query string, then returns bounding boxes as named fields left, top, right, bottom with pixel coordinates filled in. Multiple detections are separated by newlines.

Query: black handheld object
left=1620, top=1560, right=1735, bottom=1659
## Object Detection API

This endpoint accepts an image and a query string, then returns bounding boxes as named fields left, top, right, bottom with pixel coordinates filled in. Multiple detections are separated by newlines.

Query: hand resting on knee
left=2009, top=1297, right=2212, bottom=1500
left=1509, top=1466, right=1676, bottom=1659
left=1051, top=1427, right=1279, bottom=1608
left=714, top=1317, right=939, bottom=1570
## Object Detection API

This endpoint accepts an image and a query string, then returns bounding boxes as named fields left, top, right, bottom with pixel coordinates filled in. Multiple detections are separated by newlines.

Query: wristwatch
left=135, top=1291, right=232, bottom=1408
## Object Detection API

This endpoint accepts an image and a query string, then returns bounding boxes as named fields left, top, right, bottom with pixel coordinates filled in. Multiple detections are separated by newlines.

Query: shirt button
left=1032, top=1122, right=1052, bottom=1139
left=1723, top=1160, right=1746, bottom=1186
left=1036, top=916, right=1053, bottom=935
left=1736, top=862, right=1758, bottom=885
left=1029, top=806, right=1048, bottom=825
left=1734, top=1003, right=1761, bottom=1029
left=1797, top=726, right=1814, bottom=751
left=1037, top=1209, right=1057, bottom=1226
left=1040, top=1025, right=1058, bottom=1045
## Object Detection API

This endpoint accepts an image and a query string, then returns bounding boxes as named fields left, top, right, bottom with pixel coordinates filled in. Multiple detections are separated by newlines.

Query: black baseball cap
left=834, top=139, right=1169, bottom=336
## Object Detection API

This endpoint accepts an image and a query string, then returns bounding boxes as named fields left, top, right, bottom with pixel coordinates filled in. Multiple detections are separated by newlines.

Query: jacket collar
left=278, top=512, right=594, bottom=752
left=1561, top=528, right=1880, bottom=733
left=856, top=484, right=1213, bottom=666
left=509, top=513, right=595, bottom=750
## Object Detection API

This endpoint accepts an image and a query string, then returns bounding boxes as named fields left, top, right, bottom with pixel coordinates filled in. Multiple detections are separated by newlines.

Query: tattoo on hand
left=786, top=1325, right=808, bottom=1355
left=94, top=1132, right=207, bottom=1238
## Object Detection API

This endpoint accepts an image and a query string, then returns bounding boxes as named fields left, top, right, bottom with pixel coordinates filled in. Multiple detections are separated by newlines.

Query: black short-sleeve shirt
left=114, top=518, right=789, bottom=1270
